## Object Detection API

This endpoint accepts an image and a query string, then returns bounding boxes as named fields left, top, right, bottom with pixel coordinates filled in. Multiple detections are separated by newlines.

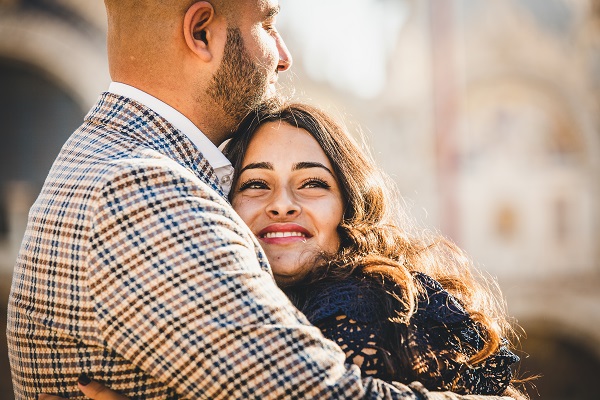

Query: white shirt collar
left=108, top=82, right=234, bottom=194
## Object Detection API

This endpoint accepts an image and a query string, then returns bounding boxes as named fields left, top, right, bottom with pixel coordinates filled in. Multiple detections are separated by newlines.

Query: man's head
left=103, top=0, right=292, bottom=144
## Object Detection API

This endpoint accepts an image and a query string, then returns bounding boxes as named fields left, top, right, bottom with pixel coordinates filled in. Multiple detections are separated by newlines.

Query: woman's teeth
left=263, top=232, right=306, bottom=238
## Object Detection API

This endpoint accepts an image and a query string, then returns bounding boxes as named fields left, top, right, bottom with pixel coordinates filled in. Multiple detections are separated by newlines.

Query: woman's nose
left=267, top=190, right=300, bottom=218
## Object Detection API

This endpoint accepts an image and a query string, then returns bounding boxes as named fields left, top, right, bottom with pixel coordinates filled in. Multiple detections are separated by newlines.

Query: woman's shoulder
left=412, top=271, right=471, bottom=324
left=296, top=273, right=392, bottom=325
left=298, top=270, right=467, bottom=325
left=299, top=270, right=467, bottom=325
left=294, top=273, right=405, bottom=382
left=408, top=272, right=520, bottom=395
left=297, top=270, right=520, bottom=395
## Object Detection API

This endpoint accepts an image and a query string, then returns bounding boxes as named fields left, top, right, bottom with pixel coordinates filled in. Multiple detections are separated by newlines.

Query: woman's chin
left=272, top=266, right=313, bottom=287
left=268, top=252, right=323, bottom=286
left=273, top=272, right=303, bottom=287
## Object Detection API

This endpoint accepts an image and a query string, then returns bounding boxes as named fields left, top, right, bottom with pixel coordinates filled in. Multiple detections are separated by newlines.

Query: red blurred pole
left=429, top=0, right=460, bottom=242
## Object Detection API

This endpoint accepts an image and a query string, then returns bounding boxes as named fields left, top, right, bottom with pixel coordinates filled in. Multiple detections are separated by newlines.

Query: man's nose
left=276, top=33, right=292, bottom=72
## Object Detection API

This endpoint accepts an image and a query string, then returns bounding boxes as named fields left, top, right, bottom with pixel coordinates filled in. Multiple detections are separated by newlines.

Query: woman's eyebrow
left=293, top=162, right=334, bottom=176
left=239, top=162, right=273, bottom=174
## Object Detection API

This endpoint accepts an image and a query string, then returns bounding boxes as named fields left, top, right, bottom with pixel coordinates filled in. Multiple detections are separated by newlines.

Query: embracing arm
left=83, top=163, right=514, bottom=399
left=38, top=379, right=515, bottom=400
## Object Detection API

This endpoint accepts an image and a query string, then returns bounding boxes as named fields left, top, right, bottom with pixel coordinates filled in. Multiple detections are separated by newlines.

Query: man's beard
left=206, top=27, right=273, bottom=125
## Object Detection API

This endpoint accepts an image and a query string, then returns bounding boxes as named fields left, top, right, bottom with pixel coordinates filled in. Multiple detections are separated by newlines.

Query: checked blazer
left=7, top=93, right=512, bottom=400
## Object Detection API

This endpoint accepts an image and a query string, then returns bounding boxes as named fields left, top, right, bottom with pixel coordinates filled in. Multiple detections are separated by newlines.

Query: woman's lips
left=257, top=224, right=312, bottom=245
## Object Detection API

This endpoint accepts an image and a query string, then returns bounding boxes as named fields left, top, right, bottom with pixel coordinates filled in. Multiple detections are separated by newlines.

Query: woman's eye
left=301, top=178, right=331, bottom=189
left=239, top=179, right=269, bottom=191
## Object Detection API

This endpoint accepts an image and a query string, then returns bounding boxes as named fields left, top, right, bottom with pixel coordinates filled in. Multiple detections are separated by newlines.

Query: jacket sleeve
left=86, top=161, right=513, bottom=400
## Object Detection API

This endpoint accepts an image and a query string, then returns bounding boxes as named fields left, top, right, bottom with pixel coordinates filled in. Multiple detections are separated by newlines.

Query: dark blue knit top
left=286, top=272, right=519, bottom=395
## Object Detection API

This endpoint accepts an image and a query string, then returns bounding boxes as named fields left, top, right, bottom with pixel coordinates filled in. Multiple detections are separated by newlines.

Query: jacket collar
left=86, top=92, right=227, bottom=200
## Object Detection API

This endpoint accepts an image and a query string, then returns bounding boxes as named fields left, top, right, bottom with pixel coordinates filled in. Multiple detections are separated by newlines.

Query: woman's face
left=231, top=121, right=344, bottom=285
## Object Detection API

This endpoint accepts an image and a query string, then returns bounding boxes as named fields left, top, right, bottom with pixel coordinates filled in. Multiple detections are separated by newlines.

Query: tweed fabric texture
left=7, top=93, right=512, bottom=400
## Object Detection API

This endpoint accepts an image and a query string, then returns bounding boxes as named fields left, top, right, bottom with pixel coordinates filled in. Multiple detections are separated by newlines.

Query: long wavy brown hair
left=223, top=102, right=518, bottom=383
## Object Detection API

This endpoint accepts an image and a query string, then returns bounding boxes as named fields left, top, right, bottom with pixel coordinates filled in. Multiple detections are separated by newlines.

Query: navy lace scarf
left=285, top=272, right=519, bottom=395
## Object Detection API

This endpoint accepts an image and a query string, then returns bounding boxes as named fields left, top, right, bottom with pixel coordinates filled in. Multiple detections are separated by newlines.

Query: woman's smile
left=258, top=223, right=312, bottom=244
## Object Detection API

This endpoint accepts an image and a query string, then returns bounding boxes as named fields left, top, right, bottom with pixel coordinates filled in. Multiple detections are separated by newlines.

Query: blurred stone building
left=0, top=1, right=110, bottom=397
left=0, top=0, right=598, bottom=399
left=291, top=1, right=600, bottom=398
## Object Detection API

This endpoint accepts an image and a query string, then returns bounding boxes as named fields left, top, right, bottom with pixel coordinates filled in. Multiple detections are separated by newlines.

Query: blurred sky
left=279, top=0, right=409, bottom=99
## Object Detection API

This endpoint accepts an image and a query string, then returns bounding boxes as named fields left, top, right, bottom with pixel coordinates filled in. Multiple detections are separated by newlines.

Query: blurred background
left=0, top=0, right=599, bottom=398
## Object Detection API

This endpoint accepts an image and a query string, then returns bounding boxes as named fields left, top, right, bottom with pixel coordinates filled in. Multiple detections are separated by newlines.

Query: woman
left=42, top=103, right=526, bottom=399
left=226, top=103, right=523, bottom=396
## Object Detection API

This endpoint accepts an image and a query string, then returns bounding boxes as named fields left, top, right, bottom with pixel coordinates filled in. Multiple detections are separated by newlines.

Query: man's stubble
left=206, top=28, right=276, bottom=127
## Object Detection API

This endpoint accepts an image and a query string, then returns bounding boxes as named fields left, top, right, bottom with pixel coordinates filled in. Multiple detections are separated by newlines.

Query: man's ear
left=183, top=1, right=220, bottom=62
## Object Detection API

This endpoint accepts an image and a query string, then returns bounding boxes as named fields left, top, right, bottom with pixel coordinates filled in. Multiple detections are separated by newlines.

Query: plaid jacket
left=7, top=93, right=511, bottom=400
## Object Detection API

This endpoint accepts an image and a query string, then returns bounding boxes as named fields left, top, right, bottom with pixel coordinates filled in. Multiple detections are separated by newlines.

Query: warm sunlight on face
left=231, top=122, right=344, bottom=285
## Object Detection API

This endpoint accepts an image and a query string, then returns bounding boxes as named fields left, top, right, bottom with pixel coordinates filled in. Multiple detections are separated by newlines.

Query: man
left=8, top=1, right=512, bottom=399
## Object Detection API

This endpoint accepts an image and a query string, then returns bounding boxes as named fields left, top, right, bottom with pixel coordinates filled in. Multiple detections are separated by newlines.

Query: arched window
left=0, top=59, right=83, bottom=242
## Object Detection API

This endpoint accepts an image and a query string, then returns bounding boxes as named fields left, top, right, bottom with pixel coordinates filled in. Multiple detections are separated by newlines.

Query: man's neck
left=114, top=76, right=228, bottom=146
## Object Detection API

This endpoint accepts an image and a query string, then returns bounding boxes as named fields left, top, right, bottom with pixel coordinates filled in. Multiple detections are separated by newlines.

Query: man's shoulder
left=59, top=93, right=211, bottom=187
left=45, top=122, right=225, bottom=222
left=80, top=92, right=214, bottom=181
left=80, top=92, right=176, bottom=153
left=99, top=153, right=217, bottom=194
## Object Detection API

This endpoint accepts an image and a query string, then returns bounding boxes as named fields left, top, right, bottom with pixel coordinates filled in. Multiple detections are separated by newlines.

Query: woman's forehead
left=242, top=122, right=334, bottom=170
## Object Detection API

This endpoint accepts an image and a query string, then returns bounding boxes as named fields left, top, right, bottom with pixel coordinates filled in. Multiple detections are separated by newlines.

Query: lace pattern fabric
left=287, top=273, right=519, bottom=395
left=293, top=275, right=405, bottom=382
